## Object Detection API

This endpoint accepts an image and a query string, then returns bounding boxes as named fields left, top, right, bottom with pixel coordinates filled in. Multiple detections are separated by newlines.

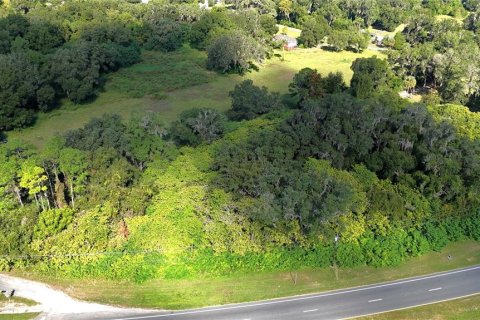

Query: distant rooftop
left=274, top=34, right=298, bottom=47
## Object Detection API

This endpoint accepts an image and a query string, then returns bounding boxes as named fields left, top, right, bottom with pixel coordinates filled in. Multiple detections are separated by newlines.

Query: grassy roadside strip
left=0, top=296, right=40, bottom=320
left=0, top=314, right=40, bottom=320
left=360, top=294, right=480, bottom=320
left=0, top=296, right=37, bottom=307
left=10, top=240, right=480, bottom=310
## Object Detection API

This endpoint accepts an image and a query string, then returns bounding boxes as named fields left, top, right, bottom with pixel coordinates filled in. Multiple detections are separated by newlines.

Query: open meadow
left=7, top=46, right=383, bottom=149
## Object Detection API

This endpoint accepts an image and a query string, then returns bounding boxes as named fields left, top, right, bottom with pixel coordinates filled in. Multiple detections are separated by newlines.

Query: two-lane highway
left=109, top=265, right=480, bottom=320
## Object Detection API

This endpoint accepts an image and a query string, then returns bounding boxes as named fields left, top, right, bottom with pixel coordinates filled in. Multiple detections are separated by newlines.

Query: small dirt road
left=0, top=274, right=157, bottom=319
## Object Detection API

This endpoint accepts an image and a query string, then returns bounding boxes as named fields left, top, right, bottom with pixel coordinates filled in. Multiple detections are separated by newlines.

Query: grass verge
left=11, top=240, right=480, bottom=310
left=361, top=294, right=480, bottom=320
left=0, top=296, right=37, bottom=307
left=0, top=291, right=39, bottom=320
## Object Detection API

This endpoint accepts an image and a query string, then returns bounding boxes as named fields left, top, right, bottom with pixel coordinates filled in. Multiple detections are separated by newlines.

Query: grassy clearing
left=257, top=48, right=384, bottom=93
left=436, top=14, right=465, bottom=23
left=361, top=294, right=480, bottom=320
left=276, top=24, right=302, bottom=38
left=7, top=47, right=381, bottom=149
left=6, top=47, right=225, bottom=149
left=105, top=48, right=217, bottom=99
left=408, top=94, right=423, bottom=103
left=368, top=24, right=406, bottom=39
left=11, top=240, right=480, bottom=310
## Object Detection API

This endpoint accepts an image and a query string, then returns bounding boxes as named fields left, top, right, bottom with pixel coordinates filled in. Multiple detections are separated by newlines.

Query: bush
left=336, top=241, right=365, bottom=267
left=34, top=208, right=75, bottom=240
left=144, top=19, right=185, bottom=52
left=461, top=210, right=480, bottom=240
left=423, top=221, right=449, bottom=251
left=206, top=31, right=265, bottom=74
left=228, top=80, right=282, bottom=120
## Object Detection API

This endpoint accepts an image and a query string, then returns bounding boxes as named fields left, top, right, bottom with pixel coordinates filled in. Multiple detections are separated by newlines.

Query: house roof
left=274, top=34, right=298, bottom=46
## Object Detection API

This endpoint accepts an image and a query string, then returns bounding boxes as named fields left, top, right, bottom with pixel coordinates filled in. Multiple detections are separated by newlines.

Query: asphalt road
left=106, top=265, right=480, bottom=320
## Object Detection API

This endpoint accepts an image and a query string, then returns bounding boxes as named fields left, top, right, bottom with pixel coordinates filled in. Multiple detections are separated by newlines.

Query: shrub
left=228, top=80, right=282, bottom=120
left=206, top=31, right=265, bottom=74
left=144, top=19, right=185, bottom=52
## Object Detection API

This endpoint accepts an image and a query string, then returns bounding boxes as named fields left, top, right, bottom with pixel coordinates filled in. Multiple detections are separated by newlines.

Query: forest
left=1, top=0, right=480, bottom=283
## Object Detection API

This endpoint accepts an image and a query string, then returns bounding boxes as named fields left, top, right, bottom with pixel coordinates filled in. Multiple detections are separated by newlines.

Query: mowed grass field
left=7, top=46, right=382, bottom=149
left=12, top=240, right=480, bottom=310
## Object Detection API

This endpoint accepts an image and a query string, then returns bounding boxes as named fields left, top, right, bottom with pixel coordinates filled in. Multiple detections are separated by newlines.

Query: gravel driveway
left=0, top=274, right=158, bottom=319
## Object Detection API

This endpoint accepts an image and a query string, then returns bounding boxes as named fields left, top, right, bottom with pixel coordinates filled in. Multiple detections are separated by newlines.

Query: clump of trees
left=170, top=108, right=226, bottom=146
left=0, top=8, right=142, bottom=130
left=350, top=56, right=402, bottom=98
left=388, top=9, right=480, bottom=110
left=289, top=68, right=347, bottom=103
left=206, top=31, right=265, bottom=73
left=228, top=80, right=283, bottom=120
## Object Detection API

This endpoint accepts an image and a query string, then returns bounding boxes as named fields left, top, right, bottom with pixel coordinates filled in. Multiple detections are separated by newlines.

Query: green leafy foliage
left=0, top=53, right=40, bottom=130
left=289, top=68, right=346, bottom=103
left=143, top=19, right=185, bottom=52
left=228, top=80, right=282, bottom=120
left=298, top=15, right=330, bottom=48
left=188, top=10, right=235, bottom=50
left=350, top=56, right=401, bottom=98
left=170, top=109, right=226, bottom=146
left=206, top=31, right=265, bottom=74
left=34, top=208, right=74, bottom=239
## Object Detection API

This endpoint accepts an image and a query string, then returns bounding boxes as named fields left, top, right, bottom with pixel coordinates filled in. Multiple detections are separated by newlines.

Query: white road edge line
left=303, top=309, right=318, bottom=313
left=367, top=299, right=382, bottom=303
left=428, top=287, right=442, bottom=292
left=342, top=292, right=480, bottom=320
left=111, top=265, right=480, bottom=320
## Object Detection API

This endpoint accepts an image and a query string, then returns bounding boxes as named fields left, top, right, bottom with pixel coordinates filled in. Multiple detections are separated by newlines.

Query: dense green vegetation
left=388, top=6, right=480, bottom=111
left=0, top=0, right=277, bottom=133
left=1, top=0, right=480, bottom=292
left=12, top=240, right=480, bottom=309
left=3, top=0, right=480, bottom=135
left=1, top=63, right=480, bottom=282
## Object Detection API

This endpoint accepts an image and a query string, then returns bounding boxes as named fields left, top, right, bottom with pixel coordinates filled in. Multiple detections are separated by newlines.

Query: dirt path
left=0, top=274, right=157, bottom=319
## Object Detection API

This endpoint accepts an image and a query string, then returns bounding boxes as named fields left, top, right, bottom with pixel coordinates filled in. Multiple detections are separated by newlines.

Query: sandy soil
left=0, top=274, right=157, bottom=319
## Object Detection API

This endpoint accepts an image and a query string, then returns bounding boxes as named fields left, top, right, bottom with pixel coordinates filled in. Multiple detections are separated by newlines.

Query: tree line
left=388, top=7, right=480, bottom=111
